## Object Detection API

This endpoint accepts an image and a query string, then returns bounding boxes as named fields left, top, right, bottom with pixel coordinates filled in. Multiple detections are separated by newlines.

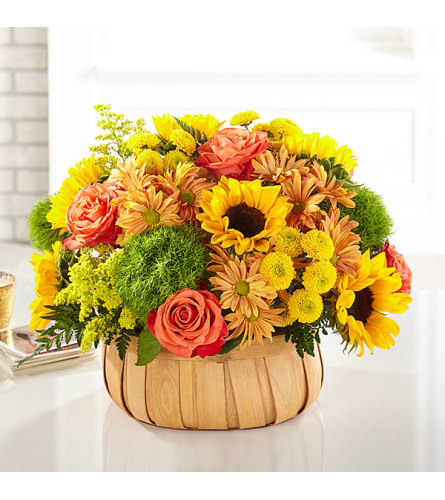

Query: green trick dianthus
left=27, top=197, right=67, bottom=252
left=339, top=185, right=393, bottom=253
left=114, top=225, right=209, bottom=320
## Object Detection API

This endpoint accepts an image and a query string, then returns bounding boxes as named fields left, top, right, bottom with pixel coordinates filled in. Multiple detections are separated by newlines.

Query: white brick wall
left=0, top=27, right=48, bottom=243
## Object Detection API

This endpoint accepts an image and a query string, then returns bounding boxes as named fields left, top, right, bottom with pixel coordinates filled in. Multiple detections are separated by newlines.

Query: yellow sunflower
left=197, top=176, right=292, bottom=255
left=284, top=131, right=357, bottom=172
left=335, top=250, right=412, bottom=356
left=29, top=241, right=61, bottom=331
left=47, top=156, right=103, bottom=232
left=152, top=114, right=181, bottom=140
left=181, top=113, right=224, bottom=139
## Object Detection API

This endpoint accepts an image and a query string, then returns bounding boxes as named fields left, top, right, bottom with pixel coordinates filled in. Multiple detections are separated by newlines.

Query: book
left=0, top=325, right=96, bottom=376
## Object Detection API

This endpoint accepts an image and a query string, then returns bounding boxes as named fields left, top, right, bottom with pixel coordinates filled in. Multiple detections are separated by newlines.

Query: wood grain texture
left=102, top=335, right=324, bottom=430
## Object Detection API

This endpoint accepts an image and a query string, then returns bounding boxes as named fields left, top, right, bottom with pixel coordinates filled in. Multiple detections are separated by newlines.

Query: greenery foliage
left=114, top=225, right=210, bottom=321
left=281, top=313, right=330, bottom=358
left=27, top=197, right=66, bottom=251
left=90, top=104, right=146, bottom=172
left=339, top=185, right=393, bottom=253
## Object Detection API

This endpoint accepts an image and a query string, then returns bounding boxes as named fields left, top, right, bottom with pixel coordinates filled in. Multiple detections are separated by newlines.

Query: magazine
left=0, top=325, right=96, bottom=376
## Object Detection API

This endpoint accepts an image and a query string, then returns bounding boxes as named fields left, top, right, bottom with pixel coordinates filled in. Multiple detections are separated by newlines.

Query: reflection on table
left=102, top=401, right=323, bottom=472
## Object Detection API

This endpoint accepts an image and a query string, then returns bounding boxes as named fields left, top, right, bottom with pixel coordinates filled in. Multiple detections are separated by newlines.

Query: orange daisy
left=210, top=257, right=276, bottom=316
left=252, top=145, right=310, bottom=183
left=321, top=207, right=361, bottom=277
left=308, top=161, right=356, bottom=208
left=225, top=305, right=287, bottom=349
left=154, top=163, right=213, bottom=222
left=282, top=172, right=325, bottom=230
left=114, top=187, right=181, bottom=241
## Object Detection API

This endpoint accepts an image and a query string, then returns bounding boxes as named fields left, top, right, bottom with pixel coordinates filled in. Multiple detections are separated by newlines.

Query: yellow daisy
left=197, top=176, right=292, bottom=255
left=29, top=241, right=61, bottom=331
left=47, top=156, right=102, bottom=232
left=335, top=250, right=412, bottom=356
left=302, top=260, right=337, bottom=294
left=288, top=289, right=323, bottom=324
left=284, top=131, right=357, bottom=172
left=259, top=251, right=295, bottom=291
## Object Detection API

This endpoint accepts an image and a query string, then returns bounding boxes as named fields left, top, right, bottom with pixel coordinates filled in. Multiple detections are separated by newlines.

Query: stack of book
left=0, top=325, right=96, bottom=376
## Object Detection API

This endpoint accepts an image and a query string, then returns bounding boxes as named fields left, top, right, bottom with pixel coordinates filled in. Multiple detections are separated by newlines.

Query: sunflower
left=225, top=305, right=287, bottom=349
left=284, top=131, right=357, bottom=172
left=47, top=156, right=103, bottom=232
left=335, top=250, right=412, bottom=356
left=197, top=176, right=291, bottom=255
left=210, top=257, right=276, bottom=316
left=180, top=114, right=224, bottom=139
left=29, top=241, right=61, bottom=331
left=114, top=187, right=181, bottom=241
left=152, top=114, right=181, bottom=140
left=252, top=145, right=310, bottom=183
left=321, top=207, right=361, bottom=277
left=282, top=172, right=325, bottom=230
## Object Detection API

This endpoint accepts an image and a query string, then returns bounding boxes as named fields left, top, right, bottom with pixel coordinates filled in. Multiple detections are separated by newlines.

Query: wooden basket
left=102, top=334, right=324, bottom=430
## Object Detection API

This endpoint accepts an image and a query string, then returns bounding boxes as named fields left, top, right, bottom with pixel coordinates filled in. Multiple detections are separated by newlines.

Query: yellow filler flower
left=197, top=177, right=291, bottom=255
left=288, top=288, right=323, bottom=324
left=230, top=110, right=260, bottom=126
left=335, top=250, right=412, bottom=356
left=301, top=229, right=334, bottom=261
left=302, top=260, right=337, bottom=294
left=275, top=227, right=302, bottom=257
left=260, top=251, right=296, bottom=291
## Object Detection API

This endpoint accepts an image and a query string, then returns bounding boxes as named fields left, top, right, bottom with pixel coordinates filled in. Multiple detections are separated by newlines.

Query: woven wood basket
left=102, top=334, right=324, bottom=430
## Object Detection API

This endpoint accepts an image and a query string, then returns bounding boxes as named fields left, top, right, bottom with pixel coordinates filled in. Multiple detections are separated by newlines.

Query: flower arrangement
left=24, top=106, right=412, bottom=367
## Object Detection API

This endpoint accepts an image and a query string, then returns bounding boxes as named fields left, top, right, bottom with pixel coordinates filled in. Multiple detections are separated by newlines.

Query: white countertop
left=1, top=243, right=444, bottom=472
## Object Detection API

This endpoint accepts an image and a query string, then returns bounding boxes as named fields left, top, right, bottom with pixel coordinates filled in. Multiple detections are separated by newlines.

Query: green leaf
left=136, top=326, right=161, bottom=366
left=219, top=335, right=242, bottom=355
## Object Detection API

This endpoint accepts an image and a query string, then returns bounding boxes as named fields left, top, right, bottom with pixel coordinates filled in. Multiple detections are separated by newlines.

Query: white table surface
left=1, top=242, right=445, bottom=472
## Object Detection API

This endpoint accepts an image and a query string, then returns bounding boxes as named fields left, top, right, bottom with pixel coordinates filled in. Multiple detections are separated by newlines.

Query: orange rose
left=146, top=289, right=228, bottom=358
left=380, top=241, right=412, bottom=295
left=195, top=128, right=271, bottom=180
left=63, top=182, right=121, bottom=250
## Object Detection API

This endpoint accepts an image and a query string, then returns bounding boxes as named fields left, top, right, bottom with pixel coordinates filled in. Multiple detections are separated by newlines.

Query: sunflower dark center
left=347, top=288, right=373, bottom=324
left=225, top=203, right=265, bottom=238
